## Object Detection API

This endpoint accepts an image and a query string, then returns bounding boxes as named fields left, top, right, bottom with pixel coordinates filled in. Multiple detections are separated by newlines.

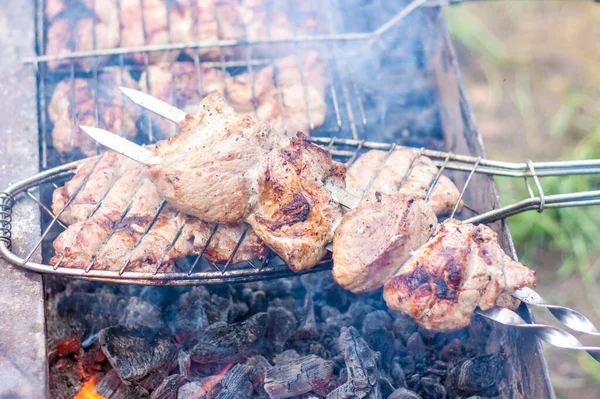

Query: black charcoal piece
left=391, top=358, right=407, bottom=388
left=178, top=350, right=192, bottom=378
left=245, top=355, right=272, bottom=387
left=122, top=297, right=164, bottom=329
left=294, top=293, right=318, bottom=340
left=388, top=388, right=422, bottom=399
left=346, top=302, right=376, bottom=328
left=406, top=333, right=426, bottom=364
left=112, top=384, right=150, bottom=399
left=204, top=291, right=234, bottom=324
left=328, top=326, right=382, bottom=399
left=264, top=355, right=334, bottom=399
left=169, top=303, right=209, bottom=343
left=445, top=354, right=502, bottom=398
left=49, top=358, right=82, bottom=399
left=419, top=377, right=446, bottom=399
left=320, top=305, right=342, bottom=321
left=267, top=306, right=298, bottom=352
left=177, top=380, right=203, bottom=399
left=98, top=326, right=176, bottom=386
left=150, top=374, right=186, bottom=399
left=274, top=350, right=301, bottom=365
left=440, top=338, right=462, bottom=362
left=191, top=312, right=267, bottom=364
left=208, top=364, right=254, bottom=399
left=249, top=290, right=268, bottom=314
left=361, top=310, right=395, bottom=364
left=95, top=369, right=123, bottom=398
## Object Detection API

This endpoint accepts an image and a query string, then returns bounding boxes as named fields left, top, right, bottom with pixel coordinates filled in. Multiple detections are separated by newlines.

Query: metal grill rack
left=4, top=140, right=600, bottom=286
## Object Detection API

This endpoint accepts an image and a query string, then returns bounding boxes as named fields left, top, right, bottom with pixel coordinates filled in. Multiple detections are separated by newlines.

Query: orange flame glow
left=74, top=377, right=106, bottom=399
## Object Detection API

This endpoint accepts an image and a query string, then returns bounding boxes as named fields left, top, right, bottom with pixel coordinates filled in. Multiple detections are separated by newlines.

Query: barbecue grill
left=3, top=0, right=599, bottom=397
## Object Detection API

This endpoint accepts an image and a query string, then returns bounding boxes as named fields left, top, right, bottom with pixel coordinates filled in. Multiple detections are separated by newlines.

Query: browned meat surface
left=383, top=219, right=536, bottom=331
left=120, top=0, right=193, bottom=64
left=148, top=93, right=280, bottom=223
left=139, top=52, right=327, bottom=138
left=346, top=149, right=462, bottom=216
left=45, top=0, right=120, bottom=70
left=48, top=70, right=140, bottom=158
left=51, top=153, right=267, bottom=271
left=247, top=133, right=345, bottom=271
left=332, top=192, right=437, bottom=293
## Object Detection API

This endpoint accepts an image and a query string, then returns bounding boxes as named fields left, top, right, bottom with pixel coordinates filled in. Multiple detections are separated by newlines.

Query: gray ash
left=47, top=271, right=504, bottom=399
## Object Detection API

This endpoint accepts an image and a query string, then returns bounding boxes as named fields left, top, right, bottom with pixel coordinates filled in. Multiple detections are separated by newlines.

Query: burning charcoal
left=320, top=305, right=342, bottom=321
left=419, top=377, right=446, bottom=399
left=229, top=301, right=249, bottom=323
left=267, top=306, right=298, bottom=352
left=424, top=361, right=447, bottom=378
left=440, top=339, right=462, bottom=362
left=294, top=293, right=318, bottom=340
left=207, top=364, right=254, bottom=399
left=169, top=303, right=209, bottom=343
left=150, top=374, right=186, bottom=399
left=362, top=310, right=395, bottom=364
left=328, top=326, right=382, bottom=399
left=388, top=388, right=422, bottom=399
left=122, top=297, right=164, bottom=329
left=99, top=326, right=177, bottom=386
left=249, top=290, right=268, bottom=314
left=56, top=292, right=124, bottom=340
left=406, top=333, right=426, bottom=364
left=205, top=291, right=234, bottom=324
left=391, top=358, right=407, bottom=388
left=398, top=355, right=416, bottom=376
left=264, top=355, right=334, bottom=399
left=346, top=302, right=376, bottom=328
left=95, top=370, right=123, bottom=398
left=444, top=354, right=502, bottom=398
left=178, top=350, right=192, bottom=378
left=245, top=355, right=273, bottom=388
left=112, top=384, right=150, bottom=399
left=177, top=380, right=204, bottom=399
left=380, top=375, right=396, bottom=398
left=49, top=358, right=82, bottom=399
left=392, top=315, right=418, bottom=342
left=191, top=312, right=268, bottom=364
left=78, top=340, right=108, bottom=380
left=274, top=350, right=301, bottom=365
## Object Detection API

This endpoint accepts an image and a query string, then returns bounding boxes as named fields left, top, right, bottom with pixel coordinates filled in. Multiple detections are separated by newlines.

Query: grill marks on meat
left=346, top=149, right=462, bottom=216
left=247, top=133, right=345, bottom=272
left=332, top=192, right=437, bottom=293
left=148, top=93, right=280, bottom=223
left=51, top=153, right=266, bottom=271
left=139, top=52, right=328, bottom=139
left=48, top=69, right=140, bottom=158
left=383, top=219, right=536, bottom=331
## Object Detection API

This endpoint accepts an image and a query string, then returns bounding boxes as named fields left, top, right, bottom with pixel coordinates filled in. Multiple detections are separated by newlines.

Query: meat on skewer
left=48, top=70, right=140, bottom=158
left=346, top=149, right=462, bottom=216
left=247, top=132, right=345, bottom=271
left=51, top=152, right=267, bottom=271
left=332, top=192, right=437, bottom=293
left=148, top=93, right=280, bottom=223
left=383, top=219, right=536, bottom=331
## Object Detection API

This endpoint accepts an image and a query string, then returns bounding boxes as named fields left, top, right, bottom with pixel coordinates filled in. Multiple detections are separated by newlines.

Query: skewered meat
left=247, top=132, right=345, bottom=271
left=138, top=52, right=327, bottom=138
left=332, top=192, right=437, bottom=293
left=346, top=149, right=462, bottom=216
left=45, top=0, right=120, bottom=70
left=48, top=69, right=140, bottom=158
left=148, top=93, right=280, bottom=223
left=51, top=152, right=267, bottom=271
left=383, top=219, right=536, bottom=331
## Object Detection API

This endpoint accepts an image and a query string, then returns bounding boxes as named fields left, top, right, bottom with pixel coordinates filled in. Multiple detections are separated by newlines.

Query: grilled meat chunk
left=148, top=93, right=280, bottom=223
left=346, top=149, right=462, bottom=216
left=48, top=70, right=140, bottom=158
left=51, top=153, right=266, bottom=271
left=139, top=52, right=327, bottom=138
left=332, top=192, right=437, bottom=293
left=383, top=219, right=536, bottom=331
left=247, top=133, right=345, bottom=271
left=45, top=0, right=120, bottom=70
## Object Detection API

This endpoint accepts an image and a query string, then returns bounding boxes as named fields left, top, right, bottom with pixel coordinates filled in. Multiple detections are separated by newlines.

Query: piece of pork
left=332, top=192, right=437, bottom=293
left=247, top=132, right=345, bottom=271
left=383, top=219, right=536, bottom=331
left=148, top=93, right=280, bottom=223
left=47, top=69, right=140, bottom=158
left=346, top=149, right=462, bottom=216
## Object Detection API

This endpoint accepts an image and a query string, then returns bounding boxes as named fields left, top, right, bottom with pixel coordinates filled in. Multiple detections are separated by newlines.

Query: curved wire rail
left=2, top=138, right=600, bottom=360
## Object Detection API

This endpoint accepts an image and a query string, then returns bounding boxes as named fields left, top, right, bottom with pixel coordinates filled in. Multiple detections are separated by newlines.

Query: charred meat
left=247, top=133, right=345, bottom=272
left=346, top=149, right=462, bottom=216
left=383, top=219, right=536, bottom=331
left=332, top=192, right=437, bottom=293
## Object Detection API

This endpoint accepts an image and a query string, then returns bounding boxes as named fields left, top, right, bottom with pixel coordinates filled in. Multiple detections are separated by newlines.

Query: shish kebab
left=75, top=88, right=537, bottom=332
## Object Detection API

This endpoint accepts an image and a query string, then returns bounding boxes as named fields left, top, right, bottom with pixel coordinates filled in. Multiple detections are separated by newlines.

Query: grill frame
left=0, top=1, right=556, bottom=397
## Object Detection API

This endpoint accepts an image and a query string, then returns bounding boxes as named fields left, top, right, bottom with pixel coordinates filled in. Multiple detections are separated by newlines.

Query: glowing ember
left=185, top=363, right=233, bottom=399
left=74, top=378, right=106, bottom=399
